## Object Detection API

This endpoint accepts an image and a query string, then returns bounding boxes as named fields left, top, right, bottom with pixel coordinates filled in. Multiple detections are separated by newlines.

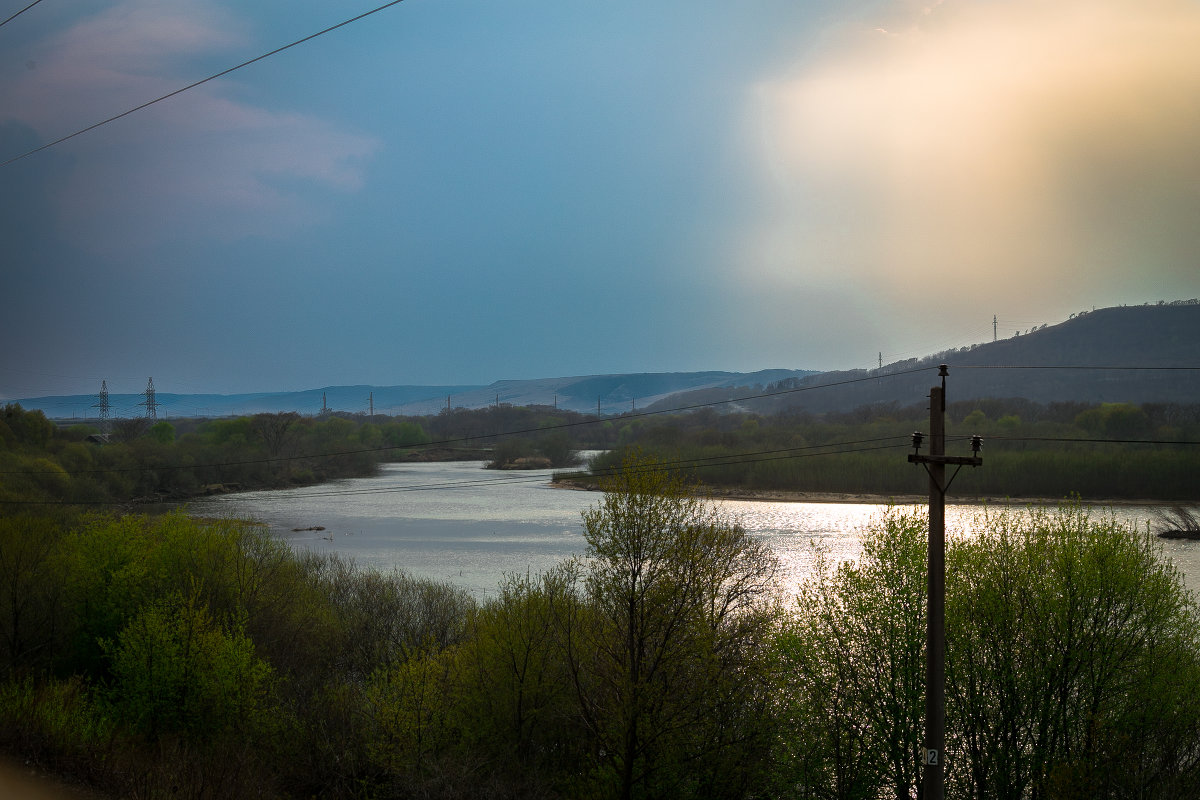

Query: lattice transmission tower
left=93, top=380, right=110, bottom=432
left=139, top=377, right=158, bottom=420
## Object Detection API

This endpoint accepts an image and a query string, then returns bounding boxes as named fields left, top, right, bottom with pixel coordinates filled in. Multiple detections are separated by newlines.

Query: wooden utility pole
left=908, top=365, right=981, bottom=800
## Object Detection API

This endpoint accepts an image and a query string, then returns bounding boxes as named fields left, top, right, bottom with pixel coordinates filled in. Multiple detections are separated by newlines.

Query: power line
left=273, top=437, right=916, bottom=500
left=5, top=360, right=1199, bottom=481
left=0, top=437, right=918, bottom=506
left=948, top=434, right=1200, bottom=447
left=0, top=367, right=939, bottom=477
left=8, top=359, right=1200, bottom=480
left=951, top=364, right=1200, bottom=371
left=10, top=425, right=1200, bottom=506
left=0, top=0, right=45, bottom=29
left=6, top=429, right=1200, bottom=506
left=1, top=0, right=410, bottom=169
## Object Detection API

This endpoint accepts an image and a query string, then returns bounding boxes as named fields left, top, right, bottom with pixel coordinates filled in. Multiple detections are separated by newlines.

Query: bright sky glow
left=2, top=0, right=1197, bottom=398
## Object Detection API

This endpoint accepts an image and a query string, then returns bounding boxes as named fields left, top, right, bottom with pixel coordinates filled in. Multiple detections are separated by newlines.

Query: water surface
left=188, top=461, right=1200, bottom=599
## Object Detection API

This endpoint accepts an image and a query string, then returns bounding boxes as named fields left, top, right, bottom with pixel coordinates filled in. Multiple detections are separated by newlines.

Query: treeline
left=579, top=399, right=1200, bottom=500
left=7, top=394, right=1200, bottom=506
left=0, top=405, right=431, bottom=506
left=0, top=402, right=611, bottom=507
left=3, top=457, right=1199, bottom=798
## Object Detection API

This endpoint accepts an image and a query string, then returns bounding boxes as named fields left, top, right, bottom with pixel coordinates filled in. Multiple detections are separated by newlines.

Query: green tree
left=777, top=506, right=1200, bottom=799
left=0, top=516, right=68, bottom=676
left=537, top=430, right=579, bottom=467
left=565, top=452, right=779, bottom=800
left=102, top=593, right=274, bottom=741
left=776, top=509, right=927, bottom=799
left=381, top=420, right=430, bottom=449
left=945, top=506, right=1200, bottom=798
left=148, top=420, right=175, bottom=444
left=456, top=568, right=582, bottom=778
left=1, top=404, right=55, bottom=448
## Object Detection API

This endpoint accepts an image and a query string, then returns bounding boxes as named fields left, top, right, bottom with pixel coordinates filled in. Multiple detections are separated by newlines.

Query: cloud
left=744, top=0, right=1200, bottom=320
left=0, top=0, right=379, bottom=257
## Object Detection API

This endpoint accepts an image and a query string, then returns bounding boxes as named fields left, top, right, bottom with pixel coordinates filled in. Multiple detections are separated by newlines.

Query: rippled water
left=187, top=461, right=1200, bottom=600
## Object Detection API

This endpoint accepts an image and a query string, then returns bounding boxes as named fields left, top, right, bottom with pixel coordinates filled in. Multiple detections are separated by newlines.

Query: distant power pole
left=139, top=377, right=158, bottom=420
left=94, top=380, right=111, bottom=433
left=879, top=352, right=883, bottom=370
left=993, top=314, right=998, bottom=342
left=369, top=392, right=374, bottom=417
left=321, top=392, right=328, bottom=415
left=908, top=366, right=982, bottom=800
left=597, top=396, right=601, bottom=416
left=553, top=393, right=557, bottom=410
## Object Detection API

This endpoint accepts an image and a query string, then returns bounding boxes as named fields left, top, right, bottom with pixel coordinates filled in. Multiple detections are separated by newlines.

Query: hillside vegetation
left=651, top=302, right=1200, bottom=415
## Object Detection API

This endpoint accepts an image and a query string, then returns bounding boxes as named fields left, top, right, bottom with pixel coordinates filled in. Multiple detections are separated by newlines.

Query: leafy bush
left=776, top=505, right=1200, bottom=799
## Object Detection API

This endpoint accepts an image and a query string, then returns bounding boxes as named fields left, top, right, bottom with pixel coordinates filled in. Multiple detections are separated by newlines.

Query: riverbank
left=549, top=474, right=1180, bottom=508
left=0, top=752, right=108, bottom=800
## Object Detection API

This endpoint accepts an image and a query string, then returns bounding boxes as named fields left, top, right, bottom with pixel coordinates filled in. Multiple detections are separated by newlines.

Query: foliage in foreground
left=778, top=506, right=1200, bottom=799
left=2, top=463, right=1200, bottom=799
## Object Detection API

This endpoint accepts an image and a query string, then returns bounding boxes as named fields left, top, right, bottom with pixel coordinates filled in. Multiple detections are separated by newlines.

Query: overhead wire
left=3, top=363, right=1198, bottom=504
left=951, top=364, right=1200, bottom=371
left=0, top=366, right=940, bottom=477
left=0, top=0, right=44, bottom=29
left=273, top=437, right=916, bottom=500
left=1, top=0, right=411, bottom=168
left=0, top=436, right=918, bottom=506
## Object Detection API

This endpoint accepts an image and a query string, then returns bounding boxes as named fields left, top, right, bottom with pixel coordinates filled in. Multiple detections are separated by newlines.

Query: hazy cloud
left=0, top=0, right=378, bottom=257
left=745, top=0, right=1200, bottom=325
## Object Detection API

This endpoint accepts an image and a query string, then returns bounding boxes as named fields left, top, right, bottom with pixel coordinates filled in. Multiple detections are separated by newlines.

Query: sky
left=2, top=0, right=1199, bottom=399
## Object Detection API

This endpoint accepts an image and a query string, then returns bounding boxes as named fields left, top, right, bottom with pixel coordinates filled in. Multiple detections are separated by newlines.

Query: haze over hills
left=16, top=370, right=820, bottom=421
left=13, top=303, right=1198, bottom=422
left=652, top=302, right=1200, bottom=415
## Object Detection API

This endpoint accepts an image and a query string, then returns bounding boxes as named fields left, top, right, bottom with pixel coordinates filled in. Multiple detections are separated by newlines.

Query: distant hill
left=17, top=303, right=1197, bottom=422
left=20, top=384, right=484, bottom=421
left=18, top=370, right=819, bottom=421
left=650, top=303, right=1200, bottom=415
left=390, top=370, right=821, bottom=416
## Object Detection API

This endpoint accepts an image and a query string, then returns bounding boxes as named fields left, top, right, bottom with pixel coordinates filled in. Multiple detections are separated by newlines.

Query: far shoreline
left=548, top=475, right=1184, bottom=508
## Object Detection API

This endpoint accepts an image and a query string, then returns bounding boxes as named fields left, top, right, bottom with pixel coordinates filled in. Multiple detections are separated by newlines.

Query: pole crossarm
left=909, top=454, right=981, bottom=496
left=907, top=454, right=983, bottom=467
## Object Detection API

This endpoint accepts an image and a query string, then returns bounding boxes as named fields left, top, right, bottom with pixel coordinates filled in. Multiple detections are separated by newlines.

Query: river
left=186, top=460, right=1200, bottom=599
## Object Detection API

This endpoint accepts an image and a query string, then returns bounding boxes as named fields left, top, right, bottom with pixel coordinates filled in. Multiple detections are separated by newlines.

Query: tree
left=777, top=506, right=1200, bottom=799
left=455, top=568, right=582, bottom=779
left=776, top=509, right=927, bottom=799
left=148, top=421, right=175, bottom=444
left=0, top=516, right=67, bottom=676
left=1, top=404, right=55, bottom=449
left=945, top=505, right=1200, bottom=799
left=109, top=417, right=150, bottom=443
left=537, top=430, right=579, bottom=467
left=251, top=412, right=300, bottom=458
left=102, top=592, right=273, bottom=742
left=564, top=452, right=779, bottom=800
